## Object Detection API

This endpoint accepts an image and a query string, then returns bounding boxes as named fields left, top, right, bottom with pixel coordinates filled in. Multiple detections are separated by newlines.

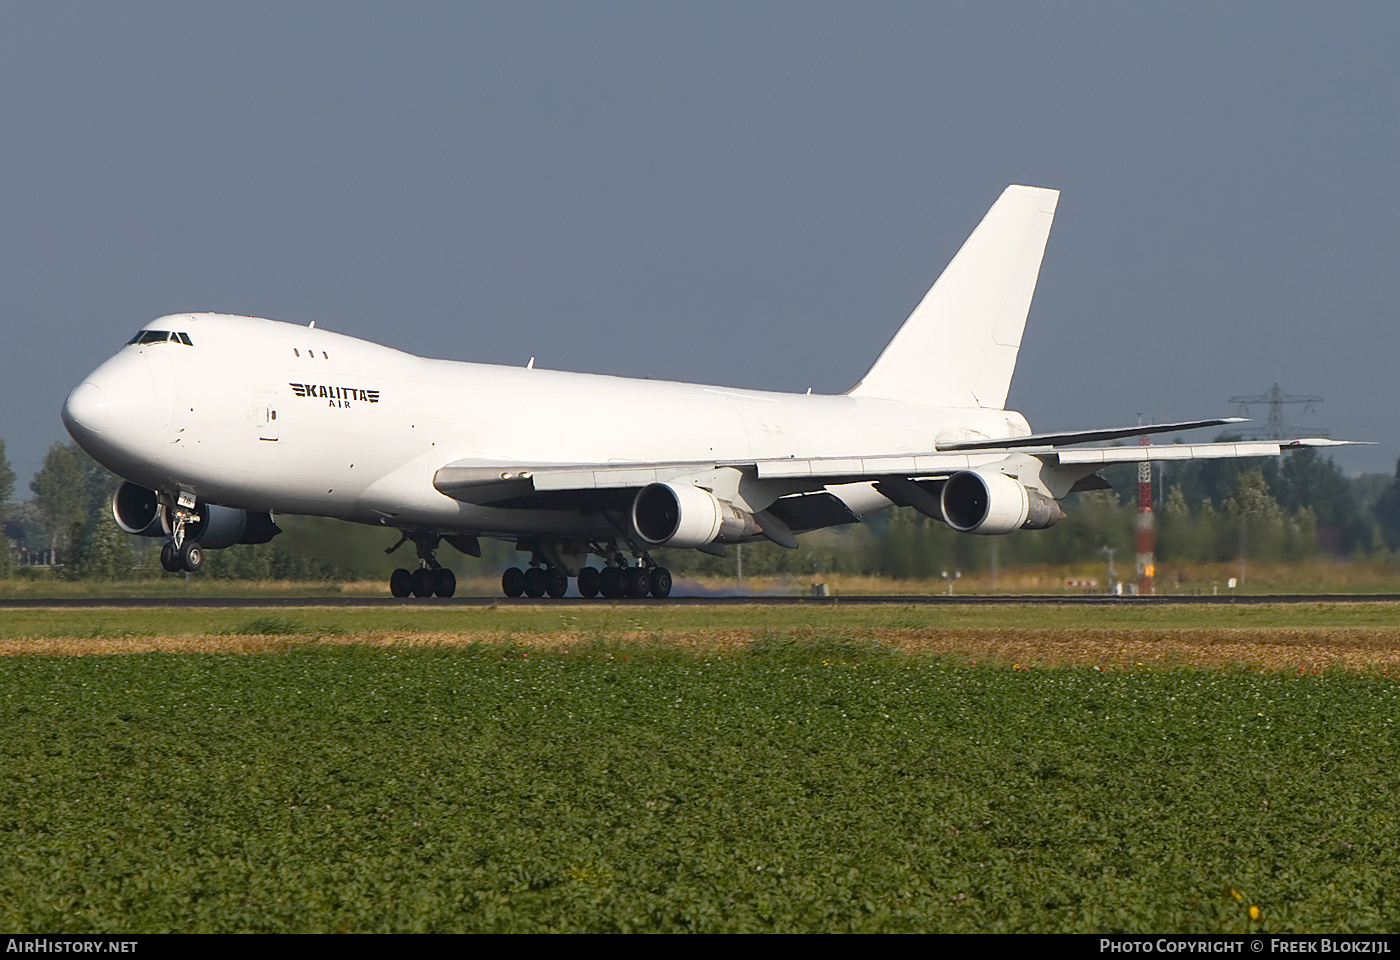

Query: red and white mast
left=1135, top=431, right=1155, bottom=596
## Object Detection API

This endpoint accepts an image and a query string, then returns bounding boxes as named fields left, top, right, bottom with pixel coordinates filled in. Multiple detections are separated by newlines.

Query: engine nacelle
left=111, top=482, right=280, bottom=548
left=940, top=470, right=1064, bottom=535
left=631, top=482, right=758, bottom=547
left=186, top=503, right=281, bottom=549
left=112, top=481, right=165, bottom=537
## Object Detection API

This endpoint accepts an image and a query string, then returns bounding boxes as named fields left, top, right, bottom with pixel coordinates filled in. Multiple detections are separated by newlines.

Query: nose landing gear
left=159, top=492, right=204, bottom=573
left=159, top=539, right=204, bottom=573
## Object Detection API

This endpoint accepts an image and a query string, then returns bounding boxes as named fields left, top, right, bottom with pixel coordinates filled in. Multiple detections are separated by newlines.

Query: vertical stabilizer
left=848, top=185, right=1058, bottom=409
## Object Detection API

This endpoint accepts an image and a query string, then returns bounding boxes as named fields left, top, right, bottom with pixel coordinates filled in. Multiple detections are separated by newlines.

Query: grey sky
left=3, top=2, right=1397, bottom=489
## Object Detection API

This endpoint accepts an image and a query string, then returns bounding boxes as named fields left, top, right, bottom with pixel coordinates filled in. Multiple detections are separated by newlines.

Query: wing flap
left=1046, top=438, right=1359, bottom=466
left=435, top=460, right=735, bottom=504
left=754, top=454, right=980, bottom=480
left=765, top=491, right=863, bottom=533
left=1050, top=441, right=1283, bottom=465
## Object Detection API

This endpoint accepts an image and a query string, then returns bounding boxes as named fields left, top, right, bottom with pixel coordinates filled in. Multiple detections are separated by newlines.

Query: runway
left=2, top=593, right=1399, bottom=608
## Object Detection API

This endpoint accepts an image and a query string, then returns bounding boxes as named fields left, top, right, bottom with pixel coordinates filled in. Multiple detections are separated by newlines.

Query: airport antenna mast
left=1135, top=421, right=1154, bottom=597
left=1228, top=383, right=1323, bottom=440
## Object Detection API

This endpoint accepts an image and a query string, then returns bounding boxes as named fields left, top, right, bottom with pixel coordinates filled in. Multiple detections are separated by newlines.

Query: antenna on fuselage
left=527, top=357, right=535, bottom=370
left=308, top=320, right=316, bottom=328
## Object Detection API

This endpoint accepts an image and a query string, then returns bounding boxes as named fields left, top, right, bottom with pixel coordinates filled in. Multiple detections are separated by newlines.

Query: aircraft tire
left=523, top=566, right=547, bottom=598
left=410, top=568, right=435, bottom=598
left=625, top=567, right=651, bottom=598
left=649, top=566, right=673, bottom=598
left=502, top=567, right=525, bottom=597
left=577, top=567, right=601, bottom=598
left=179, top=540, right=203, bottom=573
left=545, top=568, right=568, bottom=598
left=389, top=568, right=413, bottom=597
left=160, top=542, right=182, bottom=573
left=599, top=567, right=624, bottom=599
left=434, top=568, right=456, bottom=598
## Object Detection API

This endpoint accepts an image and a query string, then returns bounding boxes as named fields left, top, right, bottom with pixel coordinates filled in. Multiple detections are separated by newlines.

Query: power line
left=1228, top=383, right=1324, bottom=440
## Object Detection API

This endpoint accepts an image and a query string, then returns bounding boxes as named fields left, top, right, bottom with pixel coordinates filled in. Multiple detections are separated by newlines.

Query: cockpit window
left=126, top=330, right=194, bottom=346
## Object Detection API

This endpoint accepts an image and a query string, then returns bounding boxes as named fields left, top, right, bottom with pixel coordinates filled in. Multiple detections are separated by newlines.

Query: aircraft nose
left=63, top=381, right=111, bottom=438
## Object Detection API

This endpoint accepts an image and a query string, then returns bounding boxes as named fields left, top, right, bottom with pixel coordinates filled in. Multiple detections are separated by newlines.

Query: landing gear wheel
left=523, top=567, right=547, bottom=598
left=502, top=567, right=525, bottom=598
left=410, top=568, right=435, bottom=598
left=434, top=568, right=456, bottom=598
left=160, top=542, right=181, bottom=573
left=625, top=567, right=651, bottom=598
left=545, top=568, right=568, bottom=598
left=179, top=540, right=203, bottom=573
left=599, top=567, right=624, bottom=599
left=649, top=566, right=673, bottom=598
left=577, top=567, right=601, bottom=599
left=390, top=568, right=413, bottom=598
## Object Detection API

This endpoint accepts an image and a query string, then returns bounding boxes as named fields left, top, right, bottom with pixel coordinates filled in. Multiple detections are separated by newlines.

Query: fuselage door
left=257, top=389, right=280, bottom=441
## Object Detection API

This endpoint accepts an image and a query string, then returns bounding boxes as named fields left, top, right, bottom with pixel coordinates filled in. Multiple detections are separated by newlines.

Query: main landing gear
left=386, top=531, right=457, bottom=599
left=379, top=532, right=673, bottom=600
left=500, top=538, right=672, bottom=600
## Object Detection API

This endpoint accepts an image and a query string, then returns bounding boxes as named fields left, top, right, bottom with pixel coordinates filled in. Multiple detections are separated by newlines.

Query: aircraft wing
left=434, top=452, right=1015, bottom=506
left=434, top=437, right=1359, bottom=505
left=749, top=437, right=1359, bottom=494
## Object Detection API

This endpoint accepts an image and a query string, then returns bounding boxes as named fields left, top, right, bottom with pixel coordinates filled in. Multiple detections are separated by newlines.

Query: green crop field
left=2, top=598, right=1399, bottom=640
left=2, top=604, right=1399, bottom=932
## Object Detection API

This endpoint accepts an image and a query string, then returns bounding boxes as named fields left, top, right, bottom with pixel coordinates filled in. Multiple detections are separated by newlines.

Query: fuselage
left=63, top=313, right=1032, bottom=538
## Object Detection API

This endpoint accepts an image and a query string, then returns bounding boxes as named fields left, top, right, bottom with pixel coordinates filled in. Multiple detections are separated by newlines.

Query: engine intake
left=631, top=482, right=758, bottom=547
left=940, top=470, right=1063, bottom=535
left=112, top=481, right=164, bottom=537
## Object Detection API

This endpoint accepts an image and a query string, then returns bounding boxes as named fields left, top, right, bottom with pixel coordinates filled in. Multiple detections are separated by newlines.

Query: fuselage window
left=177, top=332, right=193, bottom=346
left=294, top=348, right=300, bottom=357
left=322, top=351, right=328, bottom=359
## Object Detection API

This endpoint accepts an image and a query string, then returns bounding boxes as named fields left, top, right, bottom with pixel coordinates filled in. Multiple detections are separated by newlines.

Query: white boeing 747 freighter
left=61, top=185, right=1352, bottom=598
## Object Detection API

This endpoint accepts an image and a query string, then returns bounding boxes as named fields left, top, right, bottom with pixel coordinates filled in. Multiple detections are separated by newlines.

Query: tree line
left=4, top=437, right=1400, bottom=582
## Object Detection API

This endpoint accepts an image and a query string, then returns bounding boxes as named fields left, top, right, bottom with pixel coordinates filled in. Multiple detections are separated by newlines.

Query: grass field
left=2, top=603, right=1399, bottom=932
left=5, top=555, right=1400, bottom=600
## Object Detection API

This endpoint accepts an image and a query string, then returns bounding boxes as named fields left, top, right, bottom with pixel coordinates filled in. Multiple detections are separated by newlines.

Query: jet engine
left=185, top=503, right=281, bottom=549
left=940, top=470, right=1064, bottom=535
left=631, top=482, right=758, bottom=548
left=112, top=480, right=165, bottom=537
left=110, top=481, right=281, bottom=548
